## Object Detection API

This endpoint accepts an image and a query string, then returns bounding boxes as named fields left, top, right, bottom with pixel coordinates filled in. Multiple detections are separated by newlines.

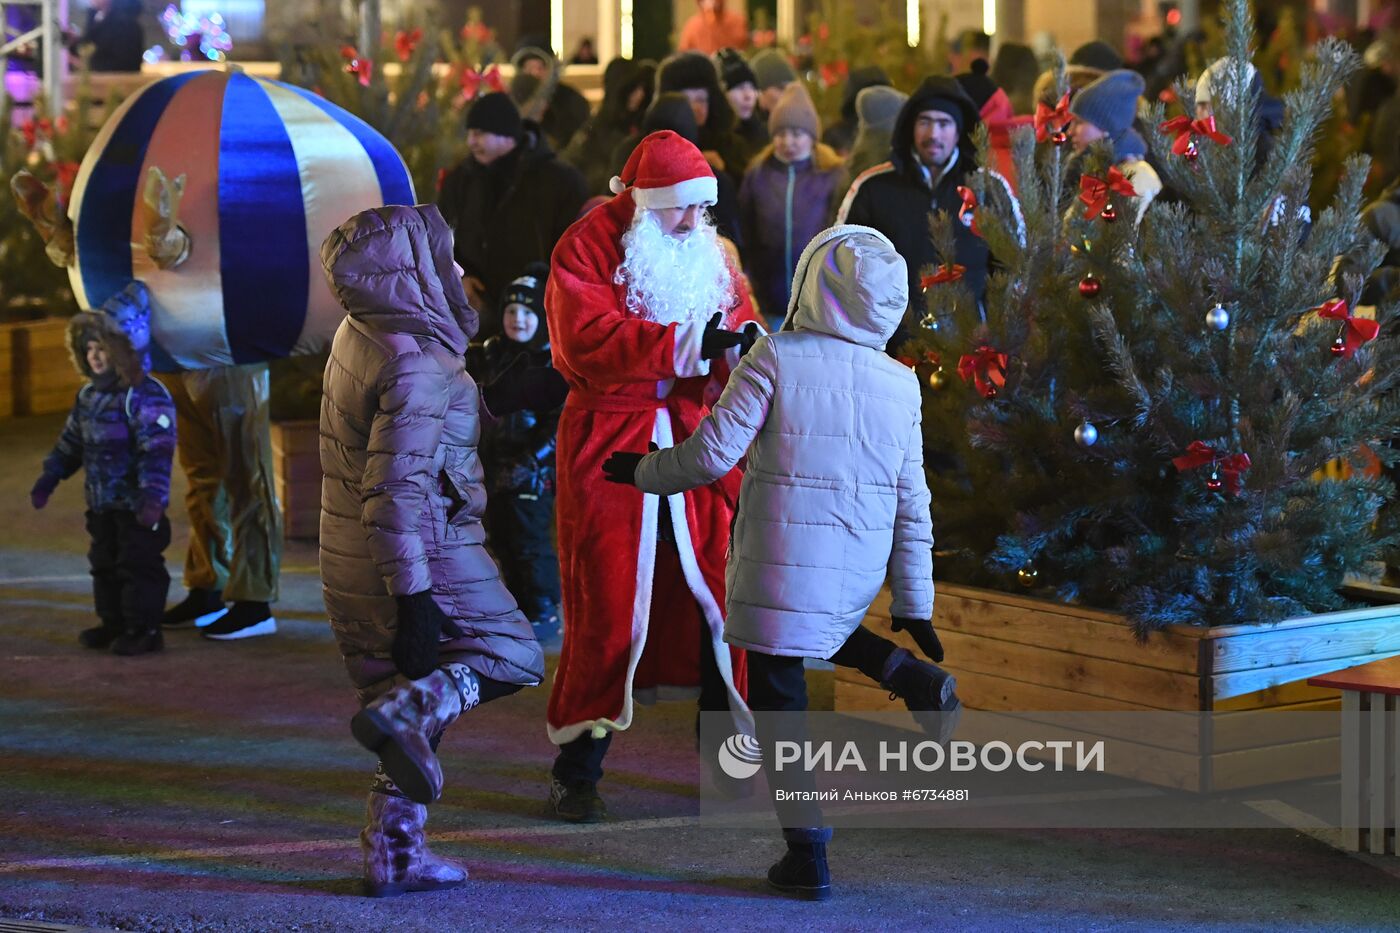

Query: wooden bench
left=1309, top=656, right=1400, bottom=855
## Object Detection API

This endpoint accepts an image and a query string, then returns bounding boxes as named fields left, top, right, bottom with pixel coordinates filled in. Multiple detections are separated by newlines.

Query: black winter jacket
left=437, top=127, right=587, bottom=337
left=836, top=76, right=1009, bottom=323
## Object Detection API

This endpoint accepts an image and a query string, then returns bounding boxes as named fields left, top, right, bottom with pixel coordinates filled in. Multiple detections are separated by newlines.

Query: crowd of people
left=27, top=10, right=1400, bottom=905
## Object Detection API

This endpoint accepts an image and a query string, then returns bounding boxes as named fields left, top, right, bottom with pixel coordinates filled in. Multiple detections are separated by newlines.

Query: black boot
left=767, top=827, right=832, bottom=900
left=548, top=778, right=607, bottom=823
left=79, top=618, right=124, bottom=650
left=111, top=626, right=164, bottom=656
left=162, top=588, right=227, bottom=628
left=880, top=647, right=962, bottom=743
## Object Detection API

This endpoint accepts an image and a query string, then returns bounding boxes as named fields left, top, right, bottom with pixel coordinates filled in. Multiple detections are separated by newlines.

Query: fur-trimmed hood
left=747, top=140, right=845, bottom=174
left=67, top=280, right=153, bottom=387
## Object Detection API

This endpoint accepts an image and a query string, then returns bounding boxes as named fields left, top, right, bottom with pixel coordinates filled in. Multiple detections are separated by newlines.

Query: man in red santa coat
left=545, top=130, right=762, bottom=821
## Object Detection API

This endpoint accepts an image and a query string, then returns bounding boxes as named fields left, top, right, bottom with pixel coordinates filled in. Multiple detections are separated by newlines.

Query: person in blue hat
left=1068, top=69, right=1163, bottom=225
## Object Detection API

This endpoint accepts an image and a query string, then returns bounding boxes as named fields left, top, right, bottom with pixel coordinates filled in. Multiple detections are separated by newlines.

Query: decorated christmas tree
left=278, top=6, right=504, bottom=198
left=0, top=63, right=119, bottom=319
left=901, top=0, right=1398, bottom=635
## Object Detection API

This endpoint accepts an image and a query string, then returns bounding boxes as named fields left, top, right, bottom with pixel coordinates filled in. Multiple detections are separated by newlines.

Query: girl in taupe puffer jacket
left=318, top=204, right=546, bottom=898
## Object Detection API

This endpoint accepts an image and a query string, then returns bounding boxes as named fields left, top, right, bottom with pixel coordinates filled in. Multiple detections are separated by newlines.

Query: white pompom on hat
left=608, top=129, right=718, bottom=210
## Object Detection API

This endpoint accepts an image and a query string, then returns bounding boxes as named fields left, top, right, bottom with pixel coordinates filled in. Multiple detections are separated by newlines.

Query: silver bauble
left=1205, top=303, right=1230, bottom=331
left=1074, top=421, right=1099, bottom=447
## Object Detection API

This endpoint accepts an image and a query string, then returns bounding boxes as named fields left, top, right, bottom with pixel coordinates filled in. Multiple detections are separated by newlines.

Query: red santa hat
left=608, top=130, right=718, bottom=210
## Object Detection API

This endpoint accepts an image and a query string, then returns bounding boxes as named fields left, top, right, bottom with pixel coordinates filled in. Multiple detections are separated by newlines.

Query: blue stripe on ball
left=217, top=73, right=308, bottom=363
left=281, top=81, right=416, bottom=206
left=77, top=72, right=202, bottom=312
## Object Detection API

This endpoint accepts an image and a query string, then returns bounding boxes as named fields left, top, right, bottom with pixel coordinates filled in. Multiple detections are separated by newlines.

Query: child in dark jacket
left=467, top=263, right=563, bottom=643
left=31, top=281, right=177, bottom=654
left=739, top=83, right=846, bottom=327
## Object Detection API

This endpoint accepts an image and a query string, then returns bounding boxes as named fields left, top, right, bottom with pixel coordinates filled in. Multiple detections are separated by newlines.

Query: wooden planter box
left=1, top=317, right=84, bottom=417
left=270, top=419, right=321, bottom=541
left=837, top=583, right=1400, bottom=792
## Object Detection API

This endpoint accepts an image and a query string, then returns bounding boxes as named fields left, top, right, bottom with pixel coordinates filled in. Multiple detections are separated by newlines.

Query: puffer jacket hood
left=320, top=204, right=476, bottom=355
left=68, top=280, right=153, bottom=386
left=889, top=76, right=980, bottom=173
left=780, top=225, right=908, bottom=349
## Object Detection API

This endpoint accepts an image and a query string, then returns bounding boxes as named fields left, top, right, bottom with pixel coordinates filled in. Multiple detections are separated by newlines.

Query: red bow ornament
left=460, top=65, right=505, bottom=101
left=341, top=46, right=372, bottom=86
left=461, top=21, right=494, bottom=44
left=1078, top=167, right=1137, bottom=220
left=53, top=161, right=80, bottom=202
left=19, top=117, right=52, bottom=149
left=820, top=60, right=850, bottom=88
left=1171, top=441, right=1251, bottom=495
left=1316, top=299, right=1379, bottom=359
left=920, top=263, right=965, bottom=288
left=1034, top=92, right=1071, bottom=143
left=1158, top=114, right=1233, bottom=157
left=394, top=28, right=423, bottom=62
left=956, top=186, right=980, bottom=237
left=957, top=345, right=1007, bottom=399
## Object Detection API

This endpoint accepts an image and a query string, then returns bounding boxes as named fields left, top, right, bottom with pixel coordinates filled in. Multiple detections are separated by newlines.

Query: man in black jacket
left=836, top=76, right=1013, bottom=340
left=438, top=93, right=587, bottom=341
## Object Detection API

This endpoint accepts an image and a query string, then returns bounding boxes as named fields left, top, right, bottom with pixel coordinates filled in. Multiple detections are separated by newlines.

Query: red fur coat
left=544, top=191, right=760, bottom=743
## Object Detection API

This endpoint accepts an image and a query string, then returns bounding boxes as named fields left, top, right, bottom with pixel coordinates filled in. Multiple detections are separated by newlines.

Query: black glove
left=481, top=355, right=570, bottom=416
left=891, top=616, right=944, bottom=663
left=701, top=312, right=747, bottom=360
left=738, top=322, right=761, bottom=357
left=393, top=591, right=448, bottom=680
left=602, top=451, right=644, bottom=486
left=30, top=472, right=59, bottom=510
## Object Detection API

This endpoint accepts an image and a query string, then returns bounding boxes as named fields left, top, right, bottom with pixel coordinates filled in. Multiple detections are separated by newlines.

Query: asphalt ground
left=1, top=412, right=1398, bottom=932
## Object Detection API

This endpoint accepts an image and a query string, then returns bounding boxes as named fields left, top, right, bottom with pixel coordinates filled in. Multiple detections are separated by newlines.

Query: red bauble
left=1078, top=274, right=1101, bottom=298
left=1330, top=337, right=1346, bottom=356
left=1051, top=130, right=1068, bottom=146
left=1101, top=204, right=1118, bottom=223
left=1205, top=469, right=1223, bottom=492
left=1184, top=141, right=1199, bottom=162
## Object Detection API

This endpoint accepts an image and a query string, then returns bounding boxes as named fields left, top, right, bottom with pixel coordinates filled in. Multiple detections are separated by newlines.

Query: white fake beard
left=614, top=209, right=733, bottom=326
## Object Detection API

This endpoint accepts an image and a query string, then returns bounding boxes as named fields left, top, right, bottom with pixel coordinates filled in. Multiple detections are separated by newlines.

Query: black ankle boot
left=111, top=627, right=164, bottom=656
left=767, top=827, right=832, bottom=900
left=79, top=619, right=123, bottom=649
left=880, top=648, right=962, bottom=742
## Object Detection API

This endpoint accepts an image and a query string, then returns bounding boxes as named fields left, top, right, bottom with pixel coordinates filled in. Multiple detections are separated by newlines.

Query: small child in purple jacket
left=31, top=281, right=177, bottom=655
left=738, top=83, right=846, bottom=327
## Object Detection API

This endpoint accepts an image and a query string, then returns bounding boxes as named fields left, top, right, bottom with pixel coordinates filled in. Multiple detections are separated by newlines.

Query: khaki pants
left=160, top=363, right=281, bottom=602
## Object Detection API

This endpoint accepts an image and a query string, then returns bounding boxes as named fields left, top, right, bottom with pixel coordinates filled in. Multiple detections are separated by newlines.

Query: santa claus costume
left=545, top=130, right=760, bottom=818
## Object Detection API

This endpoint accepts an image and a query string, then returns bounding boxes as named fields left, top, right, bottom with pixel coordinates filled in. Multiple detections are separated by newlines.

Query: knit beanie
left=714, top=47, right=756, bottom=91
left=1069, top=40, right=1123, bottom=72
left=465, top=92, right=522, bottom=138
left=1069, top=69, right=1144, bottom=138
left=500, top=261, right=550, bottom=346
left=768, top=83, right=819, bottom=138
left=904, top=74, right=979, bottom=134
left=749, top=48, right=797, bottom=91
left=643, top=92, right=701, bottom=146
left=955, top=59, right=1000, bottom=113
left=856, top=85, right=907, bottom=133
